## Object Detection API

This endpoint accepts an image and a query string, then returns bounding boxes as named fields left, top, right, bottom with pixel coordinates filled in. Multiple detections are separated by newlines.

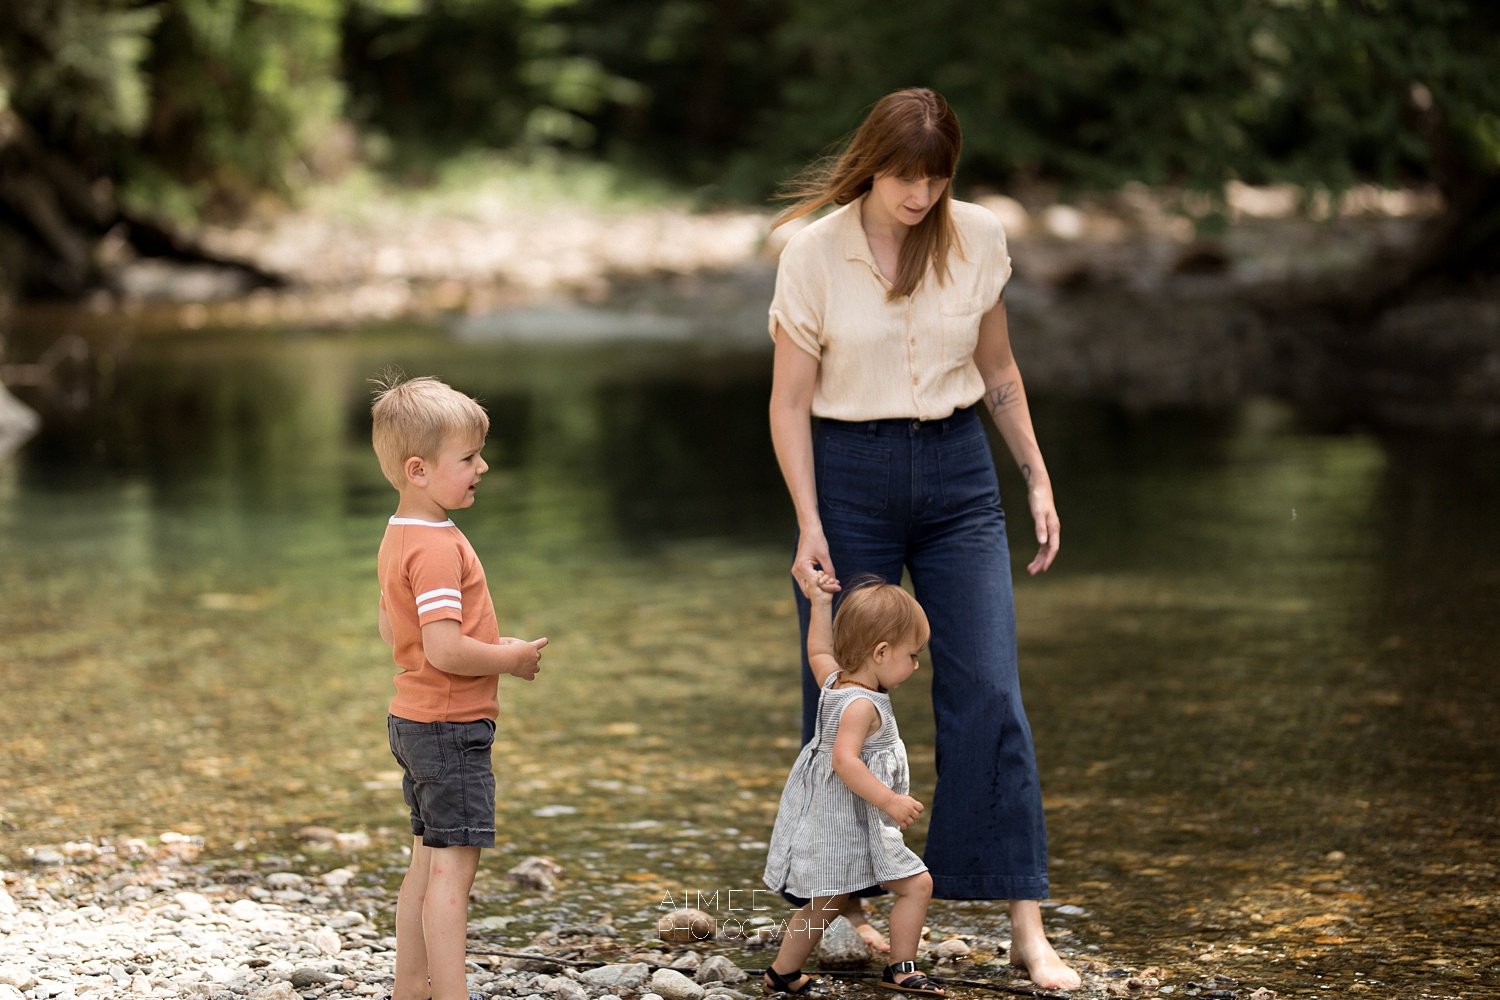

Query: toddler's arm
left=378, top=607, right=393, bottom=647
left=421, top=620, right=548, bottom=680
left=800, top=569, right=842, bottom=687
left=830, top=698, right=924, bottom=830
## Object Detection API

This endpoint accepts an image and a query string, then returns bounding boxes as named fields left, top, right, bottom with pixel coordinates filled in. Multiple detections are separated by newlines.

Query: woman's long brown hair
left=771, top=88, right=963, bottom=301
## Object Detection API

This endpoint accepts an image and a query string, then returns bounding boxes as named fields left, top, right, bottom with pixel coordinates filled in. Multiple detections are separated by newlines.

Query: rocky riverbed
left=0, top=836, right=1279, bottom=1000
left=9, top=175, right=1497, bottom=431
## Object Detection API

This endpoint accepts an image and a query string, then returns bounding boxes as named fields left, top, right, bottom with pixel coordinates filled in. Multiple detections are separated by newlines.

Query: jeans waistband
left=818, top=405, right=979, bottom=437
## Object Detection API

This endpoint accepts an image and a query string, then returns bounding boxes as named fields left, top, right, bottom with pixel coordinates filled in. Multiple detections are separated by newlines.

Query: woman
left=766, top=88, right=1079, bottom=991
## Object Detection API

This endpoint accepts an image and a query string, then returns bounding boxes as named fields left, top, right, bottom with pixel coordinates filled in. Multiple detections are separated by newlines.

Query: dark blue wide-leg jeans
left=793, top=407, right=1050, bottom=900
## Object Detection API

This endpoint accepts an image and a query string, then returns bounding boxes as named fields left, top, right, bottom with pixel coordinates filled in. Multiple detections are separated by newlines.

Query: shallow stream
left=1, top=322, right=1495, bottom=998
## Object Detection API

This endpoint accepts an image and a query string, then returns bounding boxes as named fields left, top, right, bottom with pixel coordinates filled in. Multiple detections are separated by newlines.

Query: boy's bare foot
left=854, top=921, right=891, bottom=953
left=1009, top=940, right=1081, bottom=991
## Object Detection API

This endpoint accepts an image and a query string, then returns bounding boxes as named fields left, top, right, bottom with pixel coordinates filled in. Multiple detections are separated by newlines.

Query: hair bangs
left=879, top=124, right=958, bottom=181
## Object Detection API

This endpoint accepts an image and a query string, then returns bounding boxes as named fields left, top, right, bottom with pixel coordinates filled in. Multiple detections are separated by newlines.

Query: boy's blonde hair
left=833, top=577, right=930, bottom=669
left=370, top=371, right=489, bottom=489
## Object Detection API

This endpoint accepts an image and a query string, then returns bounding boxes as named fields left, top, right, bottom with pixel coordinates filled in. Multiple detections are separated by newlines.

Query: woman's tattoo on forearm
left=985, top=380, right=1021, bottom=416
left=1021, top=462, right=1033, bottom=484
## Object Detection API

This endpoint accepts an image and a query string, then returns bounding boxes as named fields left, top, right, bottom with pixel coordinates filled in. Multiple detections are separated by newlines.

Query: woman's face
left=868, top=171, right=949, bottom=227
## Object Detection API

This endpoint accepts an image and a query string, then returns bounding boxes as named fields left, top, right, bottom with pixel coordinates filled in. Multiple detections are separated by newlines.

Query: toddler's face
left=424, top=434, right=488, bottom=511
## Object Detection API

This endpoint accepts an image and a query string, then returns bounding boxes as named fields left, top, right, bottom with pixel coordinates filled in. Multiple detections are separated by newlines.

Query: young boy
left=371, top=373, right=548, bottom=1000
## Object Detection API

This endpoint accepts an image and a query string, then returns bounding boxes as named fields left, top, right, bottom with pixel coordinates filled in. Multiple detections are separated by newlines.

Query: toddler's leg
left=880, top=873, right=933, bottom=973
left=423, top=844, right=482, bottom=1000
left=836, top=898, right=890, bottom=952
left=394, top=838, right=433, bottom=1000
left=766, top=894, right=847, bottom=993
left=876, top=869, right=942, bottom=995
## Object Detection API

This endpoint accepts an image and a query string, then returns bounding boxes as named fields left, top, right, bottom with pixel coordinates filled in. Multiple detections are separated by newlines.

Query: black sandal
left=879, top=961, right=946, bottom=996
left=763, top=967, right=821, bottom=995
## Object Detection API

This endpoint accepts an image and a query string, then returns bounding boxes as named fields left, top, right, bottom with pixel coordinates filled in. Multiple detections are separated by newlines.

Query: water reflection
left=0, top=326, right=1495, bottom=997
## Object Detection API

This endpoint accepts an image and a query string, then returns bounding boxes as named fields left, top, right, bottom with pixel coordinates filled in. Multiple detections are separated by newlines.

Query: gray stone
left=289, top=969, right=338, bottom=989
left=812, top=917, right=874, bottom=969
left=255, top=986, right=300, bottom=1000
left=704, top=991, right=748, bottom=1000
left=694, top=958, right=746, bottom=986
left=648, top=969, right=704, bottom=1000
left=932, top=939, right=971, bottom=961
left=579, top=965, right=650, bottom=991
left=549, top=981, right=587, bottom=1000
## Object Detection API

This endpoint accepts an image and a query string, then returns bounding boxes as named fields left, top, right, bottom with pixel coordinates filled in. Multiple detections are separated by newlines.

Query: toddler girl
left=762, top=573, right=945, bottom=997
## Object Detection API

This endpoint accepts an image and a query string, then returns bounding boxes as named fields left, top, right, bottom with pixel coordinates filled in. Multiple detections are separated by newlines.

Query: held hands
left=506, top=636, right=548, bottom=680
left=798, top=568, right=839, bottom=605
left=793, top=526, right=841, bottom=595
left=1026, top=481, right=1061, bottom=576
left=882, top=792, right=925, bottom=830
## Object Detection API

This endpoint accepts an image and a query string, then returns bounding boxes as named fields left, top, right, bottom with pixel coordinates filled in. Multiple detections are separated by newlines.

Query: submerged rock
left=812, top=916, right=874, bottom=969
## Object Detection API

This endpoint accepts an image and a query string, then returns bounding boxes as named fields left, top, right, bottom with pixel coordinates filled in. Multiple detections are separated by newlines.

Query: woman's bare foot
left=1008, top=900, right=1080, bottom=991
left=1008, top=939, right=1080, bottom=991
left=854, top=921, right=891, bottom=953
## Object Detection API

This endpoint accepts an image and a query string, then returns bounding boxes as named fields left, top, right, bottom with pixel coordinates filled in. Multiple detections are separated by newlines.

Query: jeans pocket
left=937, top=433, right=1000, bottom=512
left=457, top=719, right=496, bottom=755
left=389, top=719, right=446, bottom=782
left=819, top=436, right=891, bottom=516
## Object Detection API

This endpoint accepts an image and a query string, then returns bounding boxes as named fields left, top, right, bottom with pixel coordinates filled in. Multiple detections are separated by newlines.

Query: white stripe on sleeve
left=418, top=599, right=462, bottom=616
left=415, top=588, right=462, bottom=604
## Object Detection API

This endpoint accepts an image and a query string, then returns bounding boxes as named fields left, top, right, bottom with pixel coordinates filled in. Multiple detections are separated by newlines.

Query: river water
left=0, top=321, right=1495, bottom=998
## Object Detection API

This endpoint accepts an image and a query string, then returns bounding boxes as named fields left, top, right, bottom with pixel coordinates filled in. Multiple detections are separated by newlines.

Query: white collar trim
left=388, top=516, right=455, bottom=527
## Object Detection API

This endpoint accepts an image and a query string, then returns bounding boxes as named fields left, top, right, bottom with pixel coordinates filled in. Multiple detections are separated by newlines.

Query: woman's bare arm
left=972, top=297, right=1059, bottom=575
left=769, top=325, right=840, bottom=589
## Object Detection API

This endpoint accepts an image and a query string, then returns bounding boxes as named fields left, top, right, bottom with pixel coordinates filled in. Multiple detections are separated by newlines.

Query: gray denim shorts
left=387, top=715, right=497, bottom=848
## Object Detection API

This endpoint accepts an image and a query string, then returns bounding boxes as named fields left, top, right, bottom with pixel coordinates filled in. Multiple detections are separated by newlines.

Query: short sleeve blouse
left=768, top=196, right=1012, bottom=422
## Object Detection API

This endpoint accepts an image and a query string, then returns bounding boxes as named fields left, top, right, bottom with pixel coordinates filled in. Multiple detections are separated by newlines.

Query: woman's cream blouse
left=768, top=195, right=1012, bottom=422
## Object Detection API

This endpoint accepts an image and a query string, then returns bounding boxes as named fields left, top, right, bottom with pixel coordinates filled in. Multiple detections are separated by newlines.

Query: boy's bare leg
left=423, top=845, right=482, bottom=1000
left=881, top=873, right=939, bottom=991
left=394, top=838, right=433, bottom=1000
left=766, top=894, right=847, bottom=991
left=837, top=898, right=890, bottom=952
left=1008, top=899, right=1080, bottom=991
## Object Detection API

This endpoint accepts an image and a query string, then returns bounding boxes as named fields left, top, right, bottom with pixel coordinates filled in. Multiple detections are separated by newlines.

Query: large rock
left=507, top=856, right=564, bottom=892
left=649, top=968, right=705, bottom=1000
left=656, top=908, right=715, bottom=944
left=694, top=957, right=746, bottom=985
left=0, top=967, right=36, bottom=991
left=289, top=968, right=338, bottom=989
left=580, top=964, right=650, bottom=991
left=812, top=917, right=875, bottom=969
left=932, top=938, right=971, bottom=961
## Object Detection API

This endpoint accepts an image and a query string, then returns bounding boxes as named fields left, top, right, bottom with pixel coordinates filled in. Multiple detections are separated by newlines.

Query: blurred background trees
left=2, top=0, right=1498, bottom=300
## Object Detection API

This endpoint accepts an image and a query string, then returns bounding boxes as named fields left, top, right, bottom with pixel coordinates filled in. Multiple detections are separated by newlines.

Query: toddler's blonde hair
left=370, top=371, right=489, bottom=489
left=833, top=577, right=930, bottom=669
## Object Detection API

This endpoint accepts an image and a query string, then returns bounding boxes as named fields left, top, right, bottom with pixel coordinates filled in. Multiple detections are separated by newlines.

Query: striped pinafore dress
left=763, top=670, right=927, bottom=899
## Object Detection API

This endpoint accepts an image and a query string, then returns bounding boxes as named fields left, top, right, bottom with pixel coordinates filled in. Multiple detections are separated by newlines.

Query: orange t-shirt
left=378, top=516, right=501, bottom=722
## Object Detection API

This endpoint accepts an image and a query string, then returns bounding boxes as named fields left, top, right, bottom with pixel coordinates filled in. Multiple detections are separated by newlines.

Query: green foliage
left=2, top=0, right=1498, bottom=224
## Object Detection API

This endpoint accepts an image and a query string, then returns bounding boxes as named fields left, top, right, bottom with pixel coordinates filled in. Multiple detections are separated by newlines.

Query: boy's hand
left=882, top=793, right=924, bottom=830
left=509, top=637, right=548, bottom=680
left=799, top=569, right=839, bottom=603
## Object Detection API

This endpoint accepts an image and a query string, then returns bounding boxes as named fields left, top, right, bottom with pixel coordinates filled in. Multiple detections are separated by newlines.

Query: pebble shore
left=1, top=836, right=1276, bottom=1000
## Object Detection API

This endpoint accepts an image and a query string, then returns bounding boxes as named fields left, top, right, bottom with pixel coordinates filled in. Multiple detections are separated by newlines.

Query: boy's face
left=419, top=435, right=488, bottom=511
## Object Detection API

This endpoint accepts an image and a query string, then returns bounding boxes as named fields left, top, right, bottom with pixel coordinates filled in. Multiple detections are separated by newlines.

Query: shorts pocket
left=389, top=718, right=446, bottom=782
left=937, top=432, right=1000, bottom=512
left=818, top=436, right=891, bottom=516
